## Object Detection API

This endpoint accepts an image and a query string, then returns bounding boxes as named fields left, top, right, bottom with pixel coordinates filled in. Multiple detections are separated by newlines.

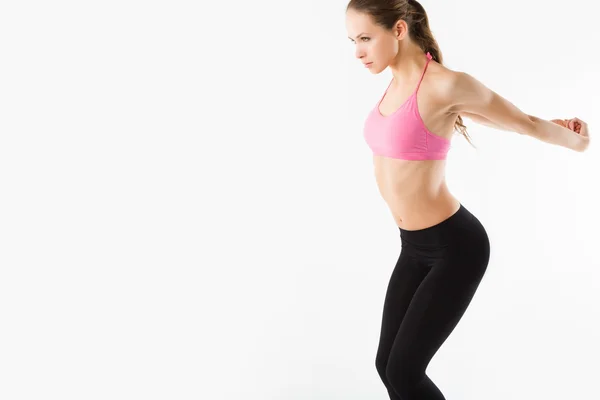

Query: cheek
left=378, top=38, right=397, bottom=57
left=372, top=41, right=393, bottom=61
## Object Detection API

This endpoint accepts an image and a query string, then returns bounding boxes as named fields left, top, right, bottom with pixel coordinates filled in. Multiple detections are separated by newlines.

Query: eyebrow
left=348, top=32, right=368, bottom=40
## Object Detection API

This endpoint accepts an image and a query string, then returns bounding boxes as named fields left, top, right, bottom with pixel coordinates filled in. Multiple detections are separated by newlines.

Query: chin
left=369, top=65, right=384, bottom=74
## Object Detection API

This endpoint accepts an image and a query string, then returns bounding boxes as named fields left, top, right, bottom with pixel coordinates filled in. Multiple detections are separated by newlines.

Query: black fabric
left=375, top=204, right=491, bottom=399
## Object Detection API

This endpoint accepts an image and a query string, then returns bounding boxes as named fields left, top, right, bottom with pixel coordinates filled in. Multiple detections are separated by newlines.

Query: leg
left=385, top=243, right=490, bottom=400
left=375, top=249, right=430, bottom=400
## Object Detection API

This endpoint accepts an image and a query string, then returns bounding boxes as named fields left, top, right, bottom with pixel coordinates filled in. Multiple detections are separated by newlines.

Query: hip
left=399, top=203, right=491, bottom=267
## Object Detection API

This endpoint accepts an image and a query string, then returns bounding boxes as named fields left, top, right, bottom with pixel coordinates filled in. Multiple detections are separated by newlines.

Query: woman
left=345, top=1, right=590, bottom=399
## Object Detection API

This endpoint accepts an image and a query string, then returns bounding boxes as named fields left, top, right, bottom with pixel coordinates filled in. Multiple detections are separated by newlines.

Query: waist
left=382, top=187, right=459, bottom=230
left=399, top=203, right=487, bottom=248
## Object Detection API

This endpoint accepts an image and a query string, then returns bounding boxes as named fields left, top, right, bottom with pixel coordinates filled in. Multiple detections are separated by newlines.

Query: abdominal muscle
left=372, top=156, right=461, bottom=230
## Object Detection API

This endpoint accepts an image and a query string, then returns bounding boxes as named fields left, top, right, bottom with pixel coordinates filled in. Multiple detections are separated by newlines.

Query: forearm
left=464, top=112, right=585, bottom=151
left=523, top=115, right=586, bottom=151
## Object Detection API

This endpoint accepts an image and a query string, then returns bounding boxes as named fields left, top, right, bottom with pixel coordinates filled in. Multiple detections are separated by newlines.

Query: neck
left=388, top=43, right=428, bottom=85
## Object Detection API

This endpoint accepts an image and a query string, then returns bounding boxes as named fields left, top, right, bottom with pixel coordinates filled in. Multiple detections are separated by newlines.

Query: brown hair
left=347, top=0, right=474, bottom=147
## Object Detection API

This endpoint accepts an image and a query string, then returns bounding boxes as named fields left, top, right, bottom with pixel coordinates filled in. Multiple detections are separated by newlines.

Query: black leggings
left=375, top=203, right=490, bottom=400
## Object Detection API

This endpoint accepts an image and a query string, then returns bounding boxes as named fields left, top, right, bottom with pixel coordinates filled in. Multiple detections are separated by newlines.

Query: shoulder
left=421, top=62, right=461, bottom=111
left=426, top=64, right=493, bottom=113
left=426, top=63, right=533, bottom=134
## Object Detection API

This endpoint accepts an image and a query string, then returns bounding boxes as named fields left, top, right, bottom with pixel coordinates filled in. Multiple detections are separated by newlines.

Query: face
left=345, top=9, right=406, bottom=74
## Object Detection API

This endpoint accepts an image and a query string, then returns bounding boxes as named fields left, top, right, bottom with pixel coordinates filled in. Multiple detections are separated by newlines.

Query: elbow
left=519, top=114, right=540, bottom=137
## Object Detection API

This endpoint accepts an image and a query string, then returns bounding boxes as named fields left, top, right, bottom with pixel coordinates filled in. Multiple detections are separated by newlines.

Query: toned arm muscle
left=445, top=71, right=587, bottom=151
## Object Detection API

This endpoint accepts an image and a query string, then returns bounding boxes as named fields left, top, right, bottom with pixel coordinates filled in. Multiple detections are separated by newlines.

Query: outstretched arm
left=459, top=111, right=509, bottom=131
left=461, top=111, right=573, bottom=136
left=446, top=71, right=589, bottom=152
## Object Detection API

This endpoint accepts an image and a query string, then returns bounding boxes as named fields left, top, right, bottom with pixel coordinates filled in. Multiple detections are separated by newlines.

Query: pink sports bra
left=363, top=52, right=451, bottom=160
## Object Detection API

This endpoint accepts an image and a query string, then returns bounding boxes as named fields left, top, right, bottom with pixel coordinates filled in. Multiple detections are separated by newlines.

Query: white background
left=1, top=0, right=598, bottom=399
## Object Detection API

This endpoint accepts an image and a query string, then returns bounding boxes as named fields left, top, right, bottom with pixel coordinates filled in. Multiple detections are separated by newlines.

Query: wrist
left=530, top=116, right=584, bottom=151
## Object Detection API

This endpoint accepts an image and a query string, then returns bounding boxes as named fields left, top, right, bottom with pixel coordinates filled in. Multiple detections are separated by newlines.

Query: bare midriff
left=372, top=156, right=461, bottom=230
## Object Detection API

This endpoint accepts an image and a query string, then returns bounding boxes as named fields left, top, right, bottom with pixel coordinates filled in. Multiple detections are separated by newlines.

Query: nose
left=355, top=47, right=365, bottom=60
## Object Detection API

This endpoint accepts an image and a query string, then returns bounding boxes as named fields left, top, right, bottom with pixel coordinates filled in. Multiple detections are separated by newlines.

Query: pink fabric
left=363, top=52, right=451, bottom=160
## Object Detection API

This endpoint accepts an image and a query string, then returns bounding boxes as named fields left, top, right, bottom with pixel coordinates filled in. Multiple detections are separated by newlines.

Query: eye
left=361, top=37, right=370, bottom=42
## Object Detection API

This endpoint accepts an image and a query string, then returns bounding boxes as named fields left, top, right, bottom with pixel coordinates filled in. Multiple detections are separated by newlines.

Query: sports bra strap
left=414, top=51, right=432, bottom=93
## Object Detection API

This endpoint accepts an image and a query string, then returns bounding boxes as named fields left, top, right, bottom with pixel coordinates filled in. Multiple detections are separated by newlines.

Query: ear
left=393, top=19, right=409, bottom=40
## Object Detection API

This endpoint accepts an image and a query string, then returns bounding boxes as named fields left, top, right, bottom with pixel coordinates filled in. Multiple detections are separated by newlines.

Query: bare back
left=373, top=61, right=461, bottom=230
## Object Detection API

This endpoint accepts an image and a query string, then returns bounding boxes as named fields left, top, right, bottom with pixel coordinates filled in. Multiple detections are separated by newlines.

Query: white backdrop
left=1, top=0, right=598, bottom=399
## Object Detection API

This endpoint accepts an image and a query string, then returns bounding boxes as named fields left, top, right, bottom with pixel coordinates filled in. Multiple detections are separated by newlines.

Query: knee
left=375, top=354, right=388, bottom=380
left=385, top=358, right=422, bottom=396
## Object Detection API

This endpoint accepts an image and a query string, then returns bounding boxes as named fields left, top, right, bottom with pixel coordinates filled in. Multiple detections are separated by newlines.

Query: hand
left=551, top=117, right=589, bottom=152
left=550, top=118, right=568, bottom=128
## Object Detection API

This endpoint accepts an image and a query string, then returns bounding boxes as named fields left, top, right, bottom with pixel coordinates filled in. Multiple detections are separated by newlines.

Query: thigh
left=376, top=249, right=430, bottom=362
left=387, top=246, right=489, bottom=374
